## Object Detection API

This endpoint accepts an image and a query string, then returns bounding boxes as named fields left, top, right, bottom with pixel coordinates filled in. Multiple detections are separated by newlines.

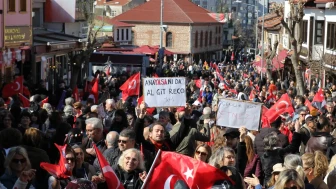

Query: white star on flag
left=183, top=167, right=194, bottom=181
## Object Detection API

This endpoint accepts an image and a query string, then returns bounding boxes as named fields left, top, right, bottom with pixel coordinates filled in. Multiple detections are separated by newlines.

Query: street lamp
left=233, top=0, right=265, bottom=79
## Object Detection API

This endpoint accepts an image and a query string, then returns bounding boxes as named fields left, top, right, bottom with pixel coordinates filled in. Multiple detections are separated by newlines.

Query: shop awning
left=133, top=45, right=157, bottom=55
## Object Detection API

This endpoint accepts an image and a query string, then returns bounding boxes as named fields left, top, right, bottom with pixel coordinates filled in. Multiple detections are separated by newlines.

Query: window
left=218, top=36, right=221, bottom=45
left=315, top=20, right=324, bottom=44
left=121, top=29, right=124, bottom=40
left=111, top=10, right=117, bottom=17
left=215, top=37, right=217, bottom=45
left=126, top=29, right=129, bottom=40
left=200, top=31, right=203, bottom=47
left=195, top=31, right=198, bottom=48
left=8, top=0, right=15, bottom=12
left=205, top=32, right=208, bottom=47
left=20, top=0, right=26, bottom=12
left=166, top=32, right=173, bottom=47
left=209, top=31, right=212, bottom=45
left=302, top=20, right=308, bottom=44
left=117, top=29, right=120, bottom=41
left=327, top=22, right=336, bottom=49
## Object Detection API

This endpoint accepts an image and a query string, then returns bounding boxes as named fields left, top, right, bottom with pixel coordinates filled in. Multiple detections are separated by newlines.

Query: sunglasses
left=118, top=140, right=128, bottom=144
left=12, top=158, right=26, bottom=164
left=66, top=157, right=75, bottom=162
left=195, top=151, right=208, bottom=156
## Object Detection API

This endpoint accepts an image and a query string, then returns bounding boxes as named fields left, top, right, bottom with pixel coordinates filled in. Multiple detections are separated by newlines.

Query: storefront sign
left=49, top=42, right=77, bottom=51
left=4, top=26, right=31, bottom=45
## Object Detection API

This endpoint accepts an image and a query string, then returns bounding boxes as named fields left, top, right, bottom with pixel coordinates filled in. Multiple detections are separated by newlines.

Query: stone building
left=112, top=0, right=224, bottom=62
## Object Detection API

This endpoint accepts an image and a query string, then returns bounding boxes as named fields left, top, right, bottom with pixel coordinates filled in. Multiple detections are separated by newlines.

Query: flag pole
left=141, top=149, right=162, bottom=189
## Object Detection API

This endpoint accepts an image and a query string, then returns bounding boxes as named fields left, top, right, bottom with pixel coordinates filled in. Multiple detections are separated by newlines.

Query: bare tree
left=70, top=0, right=105, bottom=89
left=265, top=38, right=279, bottom=79
left=274, top=0, right=305, bottom=95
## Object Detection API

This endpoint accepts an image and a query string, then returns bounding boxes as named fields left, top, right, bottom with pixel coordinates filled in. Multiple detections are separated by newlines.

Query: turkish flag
left=91, top=78, right=99, bottom=103
left=231, top=52, right=235, bottom=61
left=40, top=97, right=49, bottom=108
left=23, top=86, right=30, bottom=98
left=73, top=86, right=79, bottom=102
left=262, top=106, right=270, bottom=128
left=264, top=94, right=294, bottom=123
left=40, top=144, right=72, bottom=179
left=2, top=76, right=23, bottom=98
left=93, top=144, right=124, bottom=189
left=195, top=79, right=202, bottom=89
left=119, top=72, right=140, bottom=101
left=106, top=66, right=111, bottom=76
left=313, top=88, right=325, bottom=102
left=265, top=92, right=276, bottom=103
left=145, top=151, right=234, bottom=189
left=153, top=73, right=159, bottom=78
left=18, top=93, right=30, bottom=108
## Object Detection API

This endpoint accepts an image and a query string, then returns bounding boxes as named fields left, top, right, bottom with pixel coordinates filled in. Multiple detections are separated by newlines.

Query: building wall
left=4, top=0, right=32, bottom=26
left=65, top=22, right=82, bottom=37
left=0, top=2, right=3, bottom=48
left=132, top=23, right=192, bottom=54
left=190, top=24, right=223, bottom=54
left=324, top=9, right=336, bottom=56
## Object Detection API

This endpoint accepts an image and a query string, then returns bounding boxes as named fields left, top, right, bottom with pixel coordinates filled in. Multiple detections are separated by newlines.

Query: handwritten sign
left=216, top=98, right=262, bottom=130
left=4, top=26, right=31, bottom=45
left=143, top=77, right=186, bottom=107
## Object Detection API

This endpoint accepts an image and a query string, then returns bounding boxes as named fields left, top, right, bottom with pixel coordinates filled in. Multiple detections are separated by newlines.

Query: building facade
left=1, top=0, right=32, bottom=83
left=95, top=0, right=146, bottom=18
left=112, top=0, right=223, bottom=62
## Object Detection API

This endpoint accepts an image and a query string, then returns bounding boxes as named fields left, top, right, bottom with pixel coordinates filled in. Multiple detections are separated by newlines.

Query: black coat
left=254, top=127, right=289, bottom=158
left=113, top=165, right=143, bottom=189
left=261, top=132, right=301, bottom=184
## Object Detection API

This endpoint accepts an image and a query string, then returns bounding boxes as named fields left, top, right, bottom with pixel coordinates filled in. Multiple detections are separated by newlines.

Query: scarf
left=149, top=138, right=171, bottom=152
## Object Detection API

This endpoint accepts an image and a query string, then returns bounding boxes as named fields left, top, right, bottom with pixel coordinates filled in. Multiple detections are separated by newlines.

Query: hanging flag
left=40, top=97, right=49, bottom=108
left=264, top=94, right=294, bottom=124
left=40, top=144, right=72, bottom=179
left=23, top=86, right=30, bottom=98
left=57, top=90, right=67, bottom=111
left=261, top=106, right=270, bottom=128
left=137, top=95, right=144, bottom=106
left=313, top=88, right=325, bottom=102
left=18, top=93, right=30, bottom=108
left=73, top=86, right=79, bottom=102
left=2, top=76, right=23, bottom=98
left=143, top=151, right=234, bottom=189
left=91, top=78, right=99, bottom=103
left=195, top=79, right=202, bottom=89
left=119, top=72, right=140, bottom=101
left=249, top=89, right=256, bottom=101
left=93, top=144, right=124, bottom=189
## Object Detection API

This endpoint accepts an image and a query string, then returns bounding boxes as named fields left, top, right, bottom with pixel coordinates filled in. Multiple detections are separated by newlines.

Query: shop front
left=33, top=29, right=84, bottom=92
left=2, top=26, right=32, bottom=84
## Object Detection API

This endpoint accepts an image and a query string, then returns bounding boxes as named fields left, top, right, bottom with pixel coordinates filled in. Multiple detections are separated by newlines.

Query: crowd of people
left=0, top=59, right=335, bottom=189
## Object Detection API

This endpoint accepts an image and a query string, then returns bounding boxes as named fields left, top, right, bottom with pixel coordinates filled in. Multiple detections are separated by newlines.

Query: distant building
left=191, top=0, right=217, bottom=12
left=95, top=0, right=146, bottom=18
left=1, top=0, right=33, bottom=83
left=112, top=0, right=224, bottom=62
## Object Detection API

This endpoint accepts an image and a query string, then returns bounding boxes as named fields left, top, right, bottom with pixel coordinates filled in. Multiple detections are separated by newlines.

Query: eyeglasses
left=66, top=157, right=75, bottom=162
left=303, top=167, right=311, bottom=171
left=12, top=158, right=27, bottom=164
left=195, top=151, right=208, bottom=156
left=225, top=156, right=235, bottom=159
left=284, top=186, right=298, bottom=189
left=300, top=114, right=306, bottom=116
left=118, top=140, right=128, bottom=144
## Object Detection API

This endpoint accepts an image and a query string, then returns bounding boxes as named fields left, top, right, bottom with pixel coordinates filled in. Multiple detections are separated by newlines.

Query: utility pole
left=159, top=0, right=164, bottom=75
left=260, top=0, right=265, bottom=80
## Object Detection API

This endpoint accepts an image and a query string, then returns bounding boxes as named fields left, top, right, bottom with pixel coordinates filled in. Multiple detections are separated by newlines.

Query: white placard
left=143, top=77, right=186, bottom=107
left=216, top=98, right=262, bottom=130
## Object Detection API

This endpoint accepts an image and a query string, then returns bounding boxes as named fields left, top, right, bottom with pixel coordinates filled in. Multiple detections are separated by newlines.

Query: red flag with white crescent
left=145, top=151, right=234, bottom=189
left=264, top=94, right=294, bottom=124
left=119, top=72, right=140, bottom=101
left=93, top=144, right=124, bottom=189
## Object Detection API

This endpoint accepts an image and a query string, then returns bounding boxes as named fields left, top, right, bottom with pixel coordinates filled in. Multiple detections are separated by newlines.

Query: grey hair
left=263, top=132, right=279, bottom=151
left=327, top=102, right=334, bottom=107
left=65, top=97, right=74, bottom=106
left=85, top=118, right=103, bottom=130
left=120, top=129, right=136, bottom=140
left=71, top=144, right=81, bottom=150
left=208, top=147, right=235, bottom=168
left=284, top=154, right=305, bottom=181
left=118, top=148, right=145, bottom=171
left=5, top=147, right=31, bottom=175
left=106, top=99, right=115, bottom=105
left=106, top=131, right=119, bottom=147
left=203, top=107, right=211, bottom=115
left=63, top=105, right=74, bottom=116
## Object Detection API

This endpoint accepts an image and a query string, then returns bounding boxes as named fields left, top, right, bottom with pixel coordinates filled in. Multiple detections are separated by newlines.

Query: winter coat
left=254, top=127, right=289, bottom=158
left=113, top=165, right=143, bottom=189
left=243, top=154, right=262, bottom=179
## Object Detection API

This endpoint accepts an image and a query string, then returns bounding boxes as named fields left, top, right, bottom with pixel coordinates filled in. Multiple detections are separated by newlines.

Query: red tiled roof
left=112, top=0, right=220, bottom=24
left=96, top=0, right=131, bottom=6
left=96, top=16, right=135, bottom=27
left=258, top=13, right=282, bottom=29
